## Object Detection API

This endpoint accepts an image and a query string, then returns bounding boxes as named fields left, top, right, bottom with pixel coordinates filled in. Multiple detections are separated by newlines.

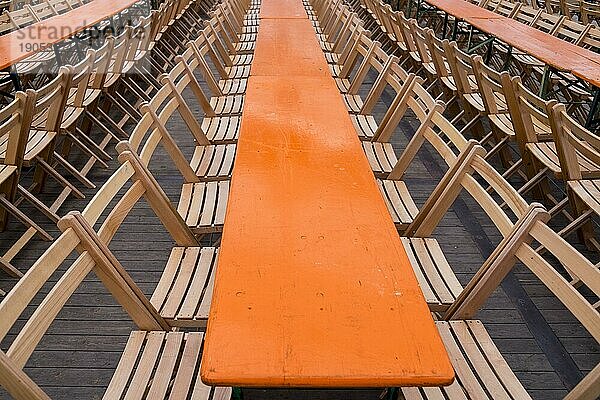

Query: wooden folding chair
left=404, top=186, right=600, bottom=400
left=0, top=92, right=54, bottom=277
left=581, top=0, right=600, bottom=24
left=349, top=61, right=415, bottom=141
left=0, top=160, right=228, bottom=399
left=120, top=102, right=230, bottom=234
left=5, top=69, right=88, bottom=201
left=549, top=103, right=600, bottom=250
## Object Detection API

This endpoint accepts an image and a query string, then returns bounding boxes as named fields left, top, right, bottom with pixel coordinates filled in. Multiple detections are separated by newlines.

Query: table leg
left=585, top=88, right=599, bottom=130
left=451, top=19, right=458, bottom=41
left=386, top=387, right=399, bottom=400
left=7, top=66, right=21, bottom=92
left=539, top=66, right=552, bottom=100
left=232, top=387, right=244, bottom=400
left=442, top=12, right=448, bottom=39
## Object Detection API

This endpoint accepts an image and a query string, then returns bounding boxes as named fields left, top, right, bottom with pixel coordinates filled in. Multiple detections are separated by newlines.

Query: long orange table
left=0, top=0, right=143, bottom=71
left=425, top=0, right=600, bottom=87
left=201, top=0, right=454, bottom=388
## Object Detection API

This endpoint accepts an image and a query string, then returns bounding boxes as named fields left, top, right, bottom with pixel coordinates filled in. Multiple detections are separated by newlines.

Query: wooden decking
left=0, top=73, right=597, bottom=399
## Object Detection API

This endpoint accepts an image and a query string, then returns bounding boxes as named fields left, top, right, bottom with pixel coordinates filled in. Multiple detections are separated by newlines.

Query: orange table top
left=426, top=0, right=600, bottom=87
left=0, top=0, right=141, bottom=71
left=201, top=0, right=454, bottom=388
left=251, top=19, right=330, bottom=77
left=259, top=0, right=307, bottom=18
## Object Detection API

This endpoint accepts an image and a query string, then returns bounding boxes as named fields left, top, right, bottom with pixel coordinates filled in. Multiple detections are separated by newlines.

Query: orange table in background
left=201, top=0, right=454, bottom=388
left=425, top=0, right=600, bottom=87
left=0, top=0, right=143, bottom=71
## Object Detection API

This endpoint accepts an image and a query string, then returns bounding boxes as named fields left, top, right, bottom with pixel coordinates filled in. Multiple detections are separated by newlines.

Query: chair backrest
left=532, top=11, right=564, bottom=34
left=64, top=50, right=95, bottom=109
left=581, top=0, right=600, bottom=25
left=4, top=6, right=37, bottom=27
left=424, top=30, right=454, bottom=86
left=1, top=92, right=32, bottom=170
left=0, top=151, right=197, bottom=399
left=549, top=103, right=600, bottom=181
left=28, top=0, right=56, bottom=21
left=509, top=76, right=556, bottom=147
left=444, top=41, right=479, bottom=97
left=125, top=60, right=208, bottom=185
left=471, top=54, right=511, bottom=116
left=554, top=18, right=591, bottom=45
left=579, top=24, right=600, bottom=53
left=513, top=5, right=543, bottom=25
left=47, top=0, right=73, bottom=13
left=379, top=82, right=473, bottom=180
left=408, top=19, right=433, bottom=67
left=28, top=67, right=71, bottom=133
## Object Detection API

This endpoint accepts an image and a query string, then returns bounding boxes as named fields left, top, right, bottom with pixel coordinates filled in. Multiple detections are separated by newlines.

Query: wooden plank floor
left=0, top=73, right=598, bottom=399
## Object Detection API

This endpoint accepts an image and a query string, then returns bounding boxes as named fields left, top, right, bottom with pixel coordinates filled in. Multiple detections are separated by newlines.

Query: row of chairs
left=0, top=0, right=218, bottom=275
left=361, top=0, right=600, bottom=103
left=0, top=0, right=259, bottom=397
left=541, top=0, right=600, bottom=24
left=349, top=0, right=600, bottom=254
left=309, top=0, right=600, bottom=398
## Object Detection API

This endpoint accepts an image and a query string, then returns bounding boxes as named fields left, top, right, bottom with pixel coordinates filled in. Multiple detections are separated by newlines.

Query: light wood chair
left=401, top=175, right=600, bottom=399
left=0, top=92, right=55, bottom=278
left=0, top=159, right=228, bottom=398
left=175, top=47, right=244, bottom=142
left=121, top=78, right=230, bottom=234
left=581, top=0, right=600, bottom=24
left=549, top=103, right=600, bottom=251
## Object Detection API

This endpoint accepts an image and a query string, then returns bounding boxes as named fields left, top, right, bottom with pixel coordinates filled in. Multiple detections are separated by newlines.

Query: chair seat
left=242, top=25, right=259, bottom=34
left=219, top=78, right=247, bottom=95
left=103, top=331, right=232, bottom=399
left=210, top=94, right=244, bottom=115
left=401, top=320, right=532, bottom=400
left=225, top=65, right=251, bottom=80
left=526, top=142, right=600, bottom=179
left=329, top=63, right=343, bottom=77
left=151, top=246, right=218, bottom=326
left=512, top=52, right=544, bottom=68
left=488, top=112, right=516, bottom=138
left=324, top=51, right=339, bottom=65
left=321, top=41, right=334, bottom=52
left=0, top=129, right=57, bottom=164
left=238, top=32, right=257, bottom=42
left=401, top=237, right=462, bottom=311
left=362, top=141, right=398, bottom=177
left=235, top=41, right=256, bottom=53
left=351, top=114, right=378, bottom=140
left=64, top=102, right=89, bottom=128
left=22, top=49, right=54, bottom=63
left=568, top=179, right=600, bottom=215
left=343, top=93, right=364, bottom=114
left=378, top=179, right=418, bottom=230
left=0, top=164, right=17, bottom=185
left=335, top=77, right=351, bottom=93
left=231, top=53, right=254, bottom=66
left=178, top=180, right=229, bottom=234
left=190, top=144, right=236, bottom=180
left=202, top=115, right=240, bottom=143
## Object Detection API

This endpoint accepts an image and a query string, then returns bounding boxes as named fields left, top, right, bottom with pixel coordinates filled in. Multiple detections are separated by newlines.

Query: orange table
left=201, top=0, right=454, bottom=388
left=425, top=0, right=600, bottom=87
left=0, top=0, right=143, bottom=71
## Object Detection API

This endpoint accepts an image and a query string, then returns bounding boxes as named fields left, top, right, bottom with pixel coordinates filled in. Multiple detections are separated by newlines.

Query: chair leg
left=35, top=157, right=85, bottom=199
left=52, top=152, right=96, bottom=189
left=17, top=185, right=60, bottom=223
left=0, top=194, right=53, bottom=242
left=0, top=256, right=21, bottom=278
